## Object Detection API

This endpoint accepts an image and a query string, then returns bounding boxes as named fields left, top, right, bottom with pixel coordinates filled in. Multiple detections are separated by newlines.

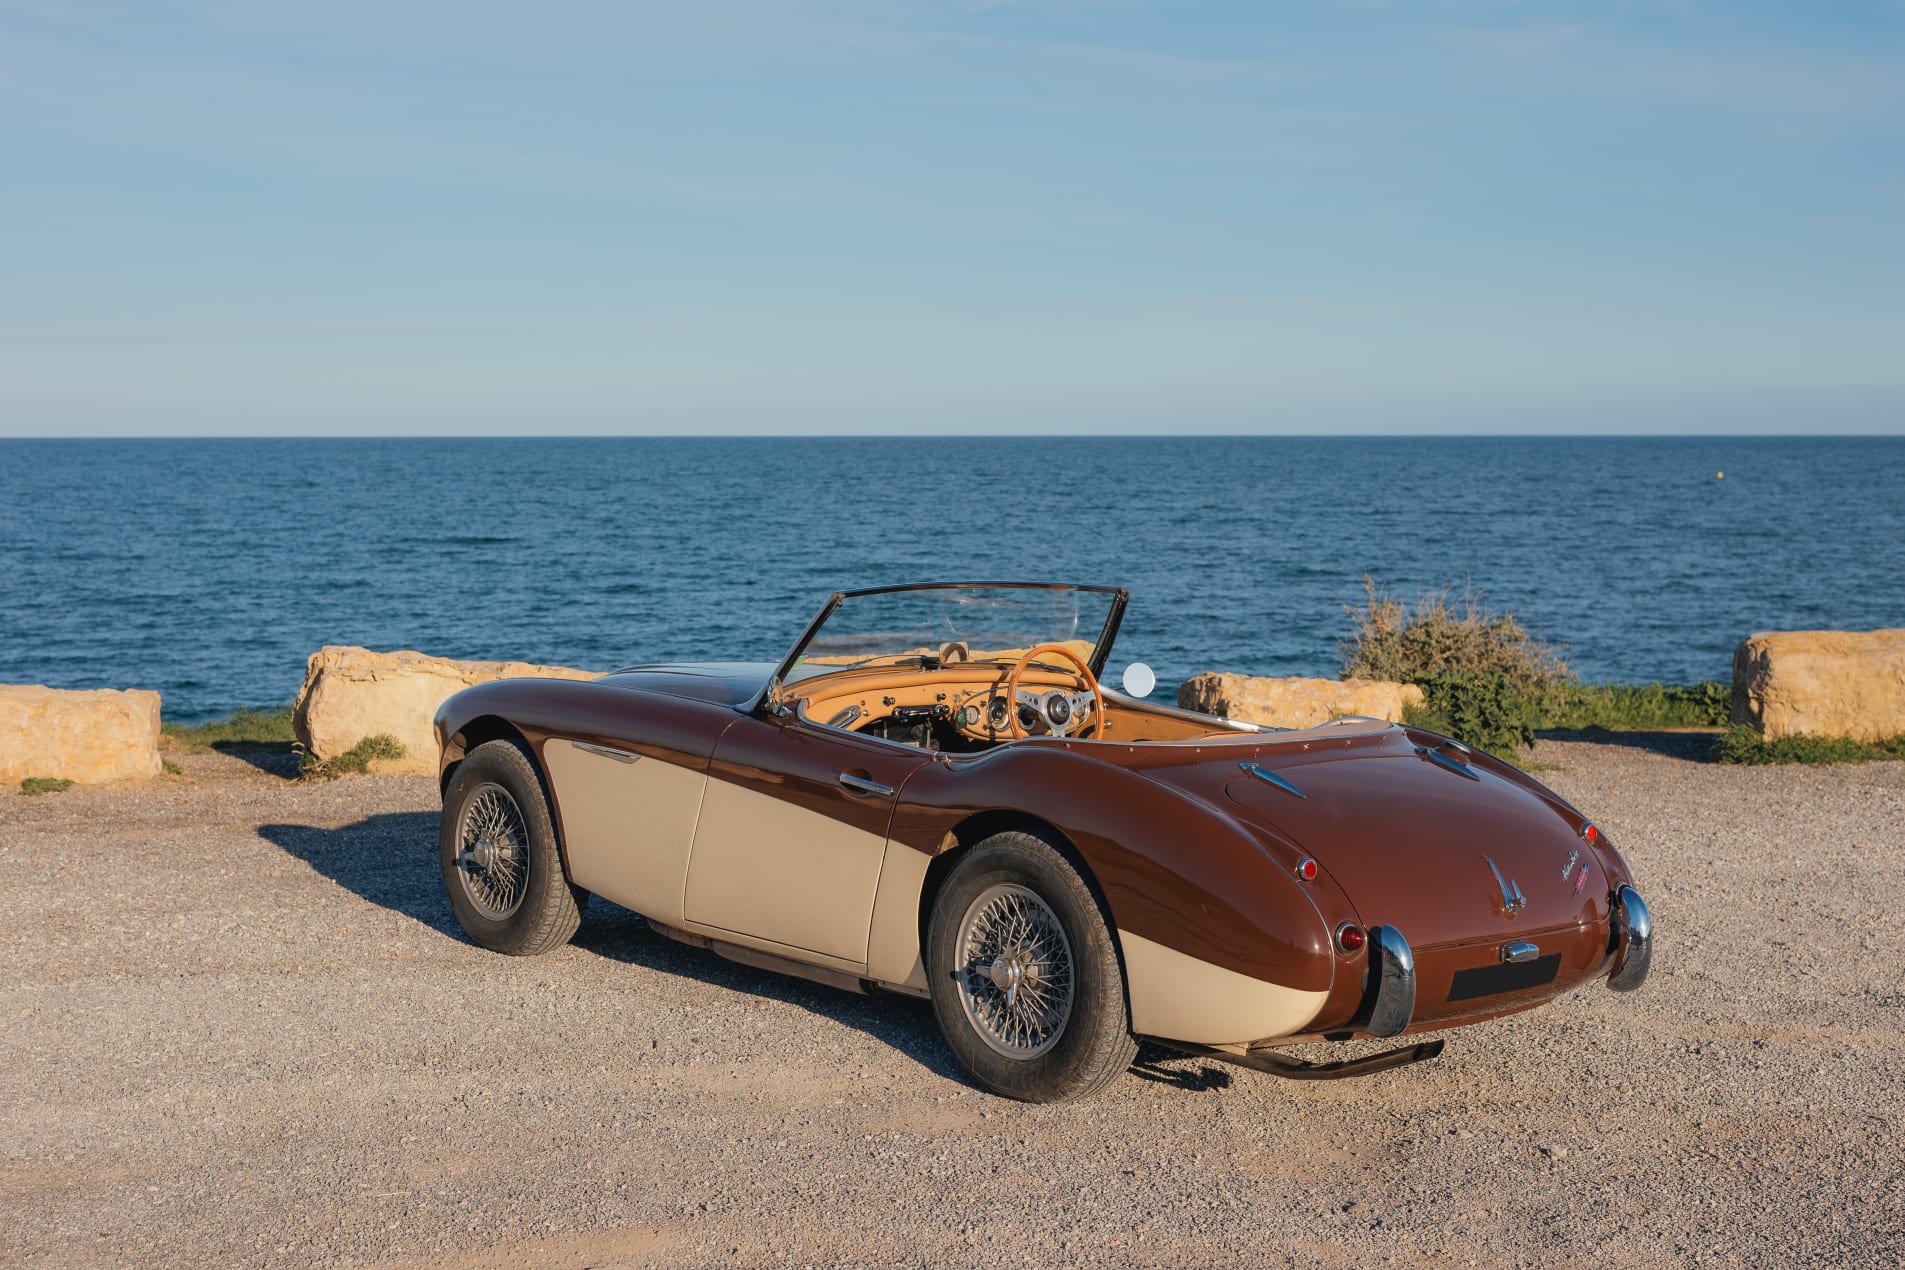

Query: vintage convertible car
left=433, top=582, right=1651, bottom=1102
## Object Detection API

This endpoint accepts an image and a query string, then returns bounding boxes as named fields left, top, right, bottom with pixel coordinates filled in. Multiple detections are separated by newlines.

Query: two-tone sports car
left=434, top=582, right=1651, bottom=1103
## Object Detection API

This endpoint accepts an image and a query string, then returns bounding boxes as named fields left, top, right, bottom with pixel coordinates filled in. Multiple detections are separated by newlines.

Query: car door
left=683, top=710, right=931, bottom=968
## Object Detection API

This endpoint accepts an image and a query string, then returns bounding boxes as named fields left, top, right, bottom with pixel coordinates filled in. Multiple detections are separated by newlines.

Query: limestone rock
left=1176, top=672, right=1424, bottom=730
left=1731, top=629, right=1905, bottom=742
left=0, top=684, right=163, bottom=785
left=293, top=647, right=598, bottom=775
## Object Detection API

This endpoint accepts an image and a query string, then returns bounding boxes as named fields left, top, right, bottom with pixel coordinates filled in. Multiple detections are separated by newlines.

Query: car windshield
left=782, top=584, right=1122, bottom=688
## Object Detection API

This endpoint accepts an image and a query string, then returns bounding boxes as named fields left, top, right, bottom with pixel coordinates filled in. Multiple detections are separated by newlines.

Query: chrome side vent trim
left=574, top=741, right=639, bottom=764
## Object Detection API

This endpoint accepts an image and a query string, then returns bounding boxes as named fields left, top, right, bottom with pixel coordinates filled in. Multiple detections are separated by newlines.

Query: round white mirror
left=1120, top=662, right=1157, bottom=699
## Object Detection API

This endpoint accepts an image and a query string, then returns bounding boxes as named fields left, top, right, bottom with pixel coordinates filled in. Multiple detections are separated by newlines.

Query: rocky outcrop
left=1176, top=672, right=1424, bottom=730
left=0, top=684, right=163, bottom=785
left=293, top=647, right=598, bottom=775
left=1731, top=629, right=1905, bottom=742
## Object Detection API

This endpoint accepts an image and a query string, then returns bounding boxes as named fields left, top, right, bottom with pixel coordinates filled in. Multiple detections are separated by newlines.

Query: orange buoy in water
left=1716, top=471, right=1724, bottom=479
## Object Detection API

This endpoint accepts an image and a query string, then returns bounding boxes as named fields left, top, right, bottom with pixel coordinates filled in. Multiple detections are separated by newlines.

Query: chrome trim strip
left=1416, top=744, right=1482, bottom=781
left=573, top=741, right=639, bottom=764
left=1608, top=884, right=1652, bottom=992
left=1239, top=761, right=1306, bottom=799
left=836, top=772, right=896, bottom=798
left=1500, top=940, right=1539, bottom=964
left=1367, top=925, right=1416, bottom=1039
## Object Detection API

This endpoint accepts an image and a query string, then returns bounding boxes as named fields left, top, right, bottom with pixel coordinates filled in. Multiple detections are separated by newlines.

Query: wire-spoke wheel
left=954, top=884, right=1075, bottom=1058
left=454, top=783, right=530, bottom=920
left=927, top=831, right=1137, bottom=1103
left=439, top=739, right=585, bottom=956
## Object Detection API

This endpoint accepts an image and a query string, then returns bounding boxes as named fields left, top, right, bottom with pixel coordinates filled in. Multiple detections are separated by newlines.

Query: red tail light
left=1582, top=822, right=1599, bottom=845
left=1296, top=857, right=1319, bottom=882
left=1336, top=923, right=1366, bottom=954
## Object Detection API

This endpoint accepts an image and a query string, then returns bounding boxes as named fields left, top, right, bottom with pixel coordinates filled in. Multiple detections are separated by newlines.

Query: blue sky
left=1, top=1, right=1901, bottom=436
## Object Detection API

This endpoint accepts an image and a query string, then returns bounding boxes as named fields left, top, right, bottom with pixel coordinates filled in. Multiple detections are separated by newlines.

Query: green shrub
left=161, top=758, right=185, bottom=777
left=1401, top=673, right=1540, bottom=756
left=1341, top=578, right=1573, bottom=698
left=20, top=777, right=74, bottom=796
left=301, top=733, right=407, bottom=778
left=1538, top=681, right=1732, bottom=731
left=1343, top=578, right=1572, bottom=754
left=163, top=706, right=296, bottom=750
left=1714, top=726, right=1905, bottom=765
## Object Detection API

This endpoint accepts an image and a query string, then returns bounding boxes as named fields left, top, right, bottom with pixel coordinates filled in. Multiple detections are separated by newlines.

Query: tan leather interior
left=792, top=663, right=1245, bottom=747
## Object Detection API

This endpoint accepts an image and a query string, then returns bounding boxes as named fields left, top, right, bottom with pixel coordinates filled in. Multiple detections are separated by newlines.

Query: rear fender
left=890, top=746, right=1336, bottom=1044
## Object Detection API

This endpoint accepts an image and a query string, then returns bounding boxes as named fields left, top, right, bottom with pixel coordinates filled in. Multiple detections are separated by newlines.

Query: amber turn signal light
left=1335, top=923, right=1366, bottom=954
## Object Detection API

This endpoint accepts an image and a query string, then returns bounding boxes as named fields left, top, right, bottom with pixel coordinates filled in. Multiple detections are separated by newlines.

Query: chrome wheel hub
left=954, top=883, right=1074, bottom=1059
left=455, top=784, right=529, bottom=921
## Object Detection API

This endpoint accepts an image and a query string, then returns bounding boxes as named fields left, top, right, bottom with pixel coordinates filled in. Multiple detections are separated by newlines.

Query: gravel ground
left=4, top=736, right=1903, bottom=1269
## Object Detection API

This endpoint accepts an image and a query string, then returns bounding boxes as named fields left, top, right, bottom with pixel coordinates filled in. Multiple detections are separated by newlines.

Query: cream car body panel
left=1121, top=930, right=1330, bottom=1045
left=541, top=738, right=706, bottom=927
left=865, top=840, right=934, bottom=993
left=684, top=777, right=893, bottom=965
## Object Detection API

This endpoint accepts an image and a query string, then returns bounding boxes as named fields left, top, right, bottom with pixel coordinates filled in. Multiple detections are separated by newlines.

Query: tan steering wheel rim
left=1003, top=644, right=1106, bottom=740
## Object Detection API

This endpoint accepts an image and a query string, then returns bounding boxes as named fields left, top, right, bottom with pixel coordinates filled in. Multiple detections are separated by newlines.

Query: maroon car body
left=434, top=582, right=1651, bottom=1096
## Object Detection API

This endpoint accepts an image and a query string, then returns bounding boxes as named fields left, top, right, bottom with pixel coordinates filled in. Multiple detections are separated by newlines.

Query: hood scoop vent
left=1239, top=761, right=1306, bottom=799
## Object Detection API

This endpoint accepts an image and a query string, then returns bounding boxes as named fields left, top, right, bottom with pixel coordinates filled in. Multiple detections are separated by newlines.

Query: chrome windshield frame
left=753, top=581, right=1128, bottom=717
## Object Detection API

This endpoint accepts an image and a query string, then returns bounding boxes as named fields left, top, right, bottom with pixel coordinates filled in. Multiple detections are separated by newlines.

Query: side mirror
left=1119, top=662, right=1157, bottom=699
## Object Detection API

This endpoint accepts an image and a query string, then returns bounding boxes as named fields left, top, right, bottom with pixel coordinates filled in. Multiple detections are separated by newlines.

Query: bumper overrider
left=1607, top=883, right=1652, bottom=992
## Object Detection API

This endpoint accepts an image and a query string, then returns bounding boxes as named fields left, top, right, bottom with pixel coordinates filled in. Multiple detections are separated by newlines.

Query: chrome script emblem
left=1483, top=855, right=1526, bottom=916
left=1561, top=849, right=1580, bottom=881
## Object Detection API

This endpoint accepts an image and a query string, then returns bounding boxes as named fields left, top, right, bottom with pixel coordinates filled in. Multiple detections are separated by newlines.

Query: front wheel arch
left=439, top=714, right=534, bottom=799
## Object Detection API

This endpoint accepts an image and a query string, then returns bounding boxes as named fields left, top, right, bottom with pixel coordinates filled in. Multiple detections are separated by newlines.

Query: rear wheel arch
left=919, top=810, right=1129, bottom=1001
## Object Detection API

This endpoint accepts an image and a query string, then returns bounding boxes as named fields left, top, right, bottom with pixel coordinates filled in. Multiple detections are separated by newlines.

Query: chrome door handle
left=837, top=772, right=895, bottom=797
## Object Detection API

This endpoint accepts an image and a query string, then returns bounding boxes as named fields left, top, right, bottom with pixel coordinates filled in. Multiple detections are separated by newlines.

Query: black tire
left=926, top=832, right=1137, bottom=1103
left=439, top=739, right=586, bottom=956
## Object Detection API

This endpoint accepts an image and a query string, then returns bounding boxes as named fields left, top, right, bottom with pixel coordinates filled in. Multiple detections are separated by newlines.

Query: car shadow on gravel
left=214, top=742, right=303, bottom=778
left=259, top=812, right=464, bottom=939
left=570, top=911, right=975, bottom=1086
left=257, top=811, right=975, bottom=1085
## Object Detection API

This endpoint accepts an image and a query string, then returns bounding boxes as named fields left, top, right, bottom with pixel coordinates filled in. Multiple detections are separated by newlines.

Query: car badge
left=1573, top=858, right=1591, bottom=897
left=1561, top=849, right=1579, bottom=881
left=1483, top=855, right=1526, bottom=916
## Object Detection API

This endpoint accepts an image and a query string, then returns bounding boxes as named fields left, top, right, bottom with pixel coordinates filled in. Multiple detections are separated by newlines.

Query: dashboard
left=805, top=669, right=1101, bottom=747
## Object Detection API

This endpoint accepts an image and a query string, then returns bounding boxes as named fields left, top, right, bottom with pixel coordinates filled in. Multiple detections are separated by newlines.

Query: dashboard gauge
left=987, top=697, right=1009, bottom=730
left=959, top=704, right=982, bottom=727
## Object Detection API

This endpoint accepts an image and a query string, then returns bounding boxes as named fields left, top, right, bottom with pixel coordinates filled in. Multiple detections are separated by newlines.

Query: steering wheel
left=1004, top=643, right=1107, bottom=740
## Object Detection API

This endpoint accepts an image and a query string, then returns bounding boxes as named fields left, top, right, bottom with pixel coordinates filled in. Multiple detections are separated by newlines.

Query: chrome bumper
left=1367, top=925, right=1416, bottom=1038
left=1607, top=884, right=1652, bottom=992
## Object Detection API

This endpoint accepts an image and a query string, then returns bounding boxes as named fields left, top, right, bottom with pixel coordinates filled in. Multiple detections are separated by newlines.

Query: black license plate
left=1447, top=953, right=1561, bottom=1002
